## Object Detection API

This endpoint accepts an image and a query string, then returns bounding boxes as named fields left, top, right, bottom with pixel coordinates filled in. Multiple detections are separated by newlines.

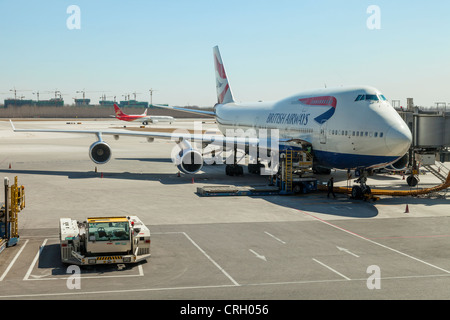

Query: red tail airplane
left=114, top=104, right=174, bottom=125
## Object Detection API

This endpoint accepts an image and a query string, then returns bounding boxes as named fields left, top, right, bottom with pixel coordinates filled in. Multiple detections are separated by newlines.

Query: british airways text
left=266, top=113, right=310, bottom=126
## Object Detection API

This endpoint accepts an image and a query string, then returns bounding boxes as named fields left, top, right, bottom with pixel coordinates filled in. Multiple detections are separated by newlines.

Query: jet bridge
left=318, top=105, right=450, bottom=198
left=398, top=106, right=450, bottom=186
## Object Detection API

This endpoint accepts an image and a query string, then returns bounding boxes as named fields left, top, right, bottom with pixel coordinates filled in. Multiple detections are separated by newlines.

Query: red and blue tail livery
left=213, top=46, right=234, bottom=105
left=298, top=96, right=337, bottom=124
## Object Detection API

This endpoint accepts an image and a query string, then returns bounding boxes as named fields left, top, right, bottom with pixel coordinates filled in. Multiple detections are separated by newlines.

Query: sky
left=0, top=0, right=449, bottom=107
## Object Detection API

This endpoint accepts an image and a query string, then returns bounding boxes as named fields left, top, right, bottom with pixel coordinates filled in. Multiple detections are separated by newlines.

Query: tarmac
left=0, top=119, right=449, bottom=301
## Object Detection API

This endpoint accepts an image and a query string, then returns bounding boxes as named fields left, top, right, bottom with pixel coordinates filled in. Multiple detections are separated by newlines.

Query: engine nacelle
left=387, top=153, right=409, bottom=171
left=89, top=141, right=112, bottom=164
left=176, top=149, right=203, bottom=174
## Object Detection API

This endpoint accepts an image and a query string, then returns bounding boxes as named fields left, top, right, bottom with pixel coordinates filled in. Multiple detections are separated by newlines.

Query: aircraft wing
left=9, top=120, right=313, bottom=147
left=9, top=120, right=316, bottom=162
left=9, top=119, right=257, bottom=146
left=153, top=104, right=215, bottom=116
left=9, top=119, right=311, bottom=175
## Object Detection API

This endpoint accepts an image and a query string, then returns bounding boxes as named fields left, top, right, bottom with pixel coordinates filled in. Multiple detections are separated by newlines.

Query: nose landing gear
left=351, top=170, right=373, bottom=200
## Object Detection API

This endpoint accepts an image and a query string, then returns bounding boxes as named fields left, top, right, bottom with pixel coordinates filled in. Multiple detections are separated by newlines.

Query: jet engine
left=176, top=148, right=203, bottom=174
left=89, top=141, right=112, bottom=164
left=387, top=153, right=409, bottom=171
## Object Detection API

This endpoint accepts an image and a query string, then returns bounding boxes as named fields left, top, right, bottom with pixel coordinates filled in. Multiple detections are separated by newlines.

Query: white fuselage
left=214, top=85, right=412, bottom=169
left=129, top=116, right=174, bottom=123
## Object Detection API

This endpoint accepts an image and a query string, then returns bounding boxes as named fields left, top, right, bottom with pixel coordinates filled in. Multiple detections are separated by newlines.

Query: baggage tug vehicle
left=59, top=216, right=151, bottom=265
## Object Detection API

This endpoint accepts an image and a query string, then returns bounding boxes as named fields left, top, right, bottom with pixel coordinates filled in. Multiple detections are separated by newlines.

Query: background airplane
left=113, top=104, right=174, bottom=125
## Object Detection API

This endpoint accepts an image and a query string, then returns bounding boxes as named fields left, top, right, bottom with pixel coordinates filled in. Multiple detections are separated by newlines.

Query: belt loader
left=60, top=216, right=151, bottom=265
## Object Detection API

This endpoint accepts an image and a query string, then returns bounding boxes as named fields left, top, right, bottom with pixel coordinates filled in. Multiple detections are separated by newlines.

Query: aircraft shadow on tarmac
left=0, top=168, right=203, bottom=185
left=1, top=165, right=446, bottom=219
left=0, top=162, right=267, bottom=185
left=116, top=157, right=174, bottom=163
left=259, top=194, right=380, bottom=218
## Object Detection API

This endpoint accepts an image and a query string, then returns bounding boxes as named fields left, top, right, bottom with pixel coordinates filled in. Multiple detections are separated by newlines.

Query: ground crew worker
left=327, top=177, right=336, bottom=198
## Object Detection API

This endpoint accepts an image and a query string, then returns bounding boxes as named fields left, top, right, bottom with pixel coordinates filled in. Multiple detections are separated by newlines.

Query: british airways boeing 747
left=11, top=46, right=412, bottom=188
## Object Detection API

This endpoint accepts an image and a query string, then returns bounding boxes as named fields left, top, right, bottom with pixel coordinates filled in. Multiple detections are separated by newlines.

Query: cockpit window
left=355, top=94, right=386, bottom=102
left=365, top=94, right=379, bottom=101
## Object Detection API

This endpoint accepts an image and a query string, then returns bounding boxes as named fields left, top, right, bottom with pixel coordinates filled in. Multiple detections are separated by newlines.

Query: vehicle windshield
left=88, top=221, right=130, bottom=241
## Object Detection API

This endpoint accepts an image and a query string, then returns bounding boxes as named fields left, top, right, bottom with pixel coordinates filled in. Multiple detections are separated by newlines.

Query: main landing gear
left=225, top=146, right=244, bottom=176
left=351, top=170, right=372, bottom=200
left=226, top=164, right=244, bottom=176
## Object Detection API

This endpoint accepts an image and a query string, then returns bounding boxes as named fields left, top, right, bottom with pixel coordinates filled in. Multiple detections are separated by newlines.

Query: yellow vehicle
left=0, top=177, right=25, bottom=254
left=59, top=216, right=150, bottom=265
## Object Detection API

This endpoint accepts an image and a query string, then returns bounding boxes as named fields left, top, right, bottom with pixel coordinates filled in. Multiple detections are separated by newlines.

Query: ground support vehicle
left=60, top=216, right=151, bottom=265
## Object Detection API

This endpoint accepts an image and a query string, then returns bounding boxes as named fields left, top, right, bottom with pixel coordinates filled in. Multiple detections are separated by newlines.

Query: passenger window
left=374, top=132, right=378, bottom=137
left=380, top=132, right=384, bottom=138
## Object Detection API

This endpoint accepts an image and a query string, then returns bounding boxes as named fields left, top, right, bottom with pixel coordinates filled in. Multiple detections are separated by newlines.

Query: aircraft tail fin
left=213, top=46, right=234, bottom=104
left=114, top=104, right=126, bottom=117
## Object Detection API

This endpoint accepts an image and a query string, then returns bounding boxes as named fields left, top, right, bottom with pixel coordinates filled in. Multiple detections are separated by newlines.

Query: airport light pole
left=149, top=88, right=158, bottom=106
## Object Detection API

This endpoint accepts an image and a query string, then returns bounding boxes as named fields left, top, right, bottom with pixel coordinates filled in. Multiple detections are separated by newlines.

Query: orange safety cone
left=191, top=177, right=194, bottom=184
left=9, top=163, right=11, bottom=169
left=404, top=204, right=409, bottom=213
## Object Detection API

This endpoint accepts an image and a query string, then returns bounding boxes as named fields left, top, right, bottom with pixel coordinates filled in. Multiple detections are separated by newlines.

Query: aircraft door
left=320, top=121, right=327, bottom=144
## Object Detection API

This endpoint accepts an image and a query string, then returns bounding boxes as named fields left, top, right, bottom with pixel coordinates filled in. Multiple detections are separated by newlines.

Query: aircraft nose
left=385, top=125, right=412, bottom=155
